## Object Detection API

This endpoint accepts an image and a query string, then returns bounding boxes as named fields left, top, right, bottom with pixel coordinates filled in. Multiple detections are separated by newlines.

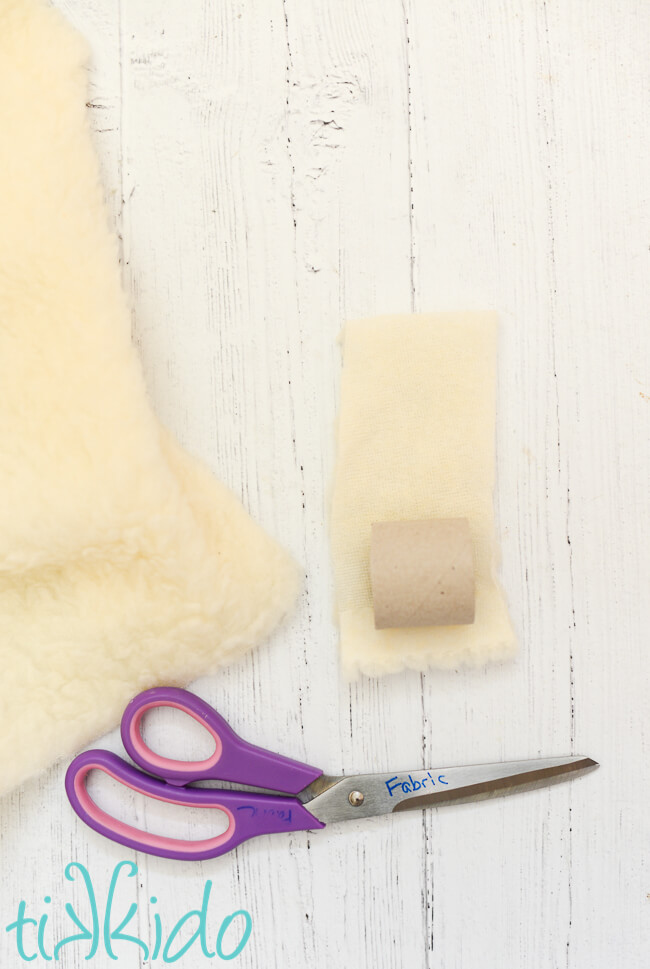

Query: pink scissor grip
left=71, top=754, right=235, bottom=858
left=127, top=700, right=223, bottom=779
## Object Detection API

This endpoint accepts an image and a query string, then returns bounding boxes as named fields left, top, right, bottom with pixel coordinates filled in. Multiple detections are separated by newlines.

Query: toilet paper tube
left=370, top=519, right=475, bottom=629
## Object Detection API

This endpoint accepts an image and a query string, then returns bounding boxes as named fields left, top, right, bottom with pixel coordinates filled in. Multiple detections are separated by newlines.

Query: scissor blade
left=304, top=756, right=598, bottom=825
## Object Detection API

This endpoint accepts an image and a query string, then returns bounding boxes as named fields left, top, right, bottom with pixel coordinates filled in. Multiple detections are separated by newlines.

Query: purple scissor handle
left=120, top=687, right=320, bottom=793
left=65, top=688, right=324, bottom=861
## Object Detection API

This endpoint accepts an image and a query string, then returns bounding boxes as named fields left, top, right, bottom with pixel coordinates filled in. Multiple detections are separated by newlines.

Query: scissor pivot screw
left=348, top=790, right=365, bottom=807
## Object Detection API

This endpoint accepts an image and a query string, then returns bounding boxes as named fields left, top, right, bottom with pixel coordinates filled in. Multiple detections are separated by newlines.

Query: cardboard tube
left=370, top=519, right=475, bottom=629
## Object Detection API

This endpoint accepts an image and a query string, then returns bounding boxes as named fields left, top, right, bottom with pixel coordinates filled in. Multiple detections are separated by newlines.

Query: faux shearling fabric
left=330, top=313, right=516, bottom=677
left=0, top=0, right=299, bottom=795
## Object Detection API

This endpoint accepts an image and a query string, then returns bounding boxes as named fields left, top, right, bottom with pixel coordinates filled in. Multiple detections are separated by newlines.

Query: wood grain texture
left=0, top=0, right=648, bottom=966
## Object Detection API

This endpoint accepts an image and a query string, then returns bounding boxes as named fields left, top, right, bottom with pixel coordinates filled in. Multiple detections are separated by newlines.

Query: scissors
left=66, top=687, right=598, bottom=861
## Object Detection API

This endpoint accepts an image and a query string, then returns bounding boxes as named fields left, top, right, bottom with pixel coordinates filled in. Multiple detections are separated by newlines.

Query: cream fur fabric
left=331, top=313, right=516, bottom=677
left=0, top=0, right=298, bottom=795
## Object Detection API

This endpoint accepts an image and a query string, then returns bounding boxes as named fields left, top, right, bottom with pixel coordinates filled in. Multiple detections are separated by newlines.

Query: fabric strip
left=330, top=313, right=516, bottom=676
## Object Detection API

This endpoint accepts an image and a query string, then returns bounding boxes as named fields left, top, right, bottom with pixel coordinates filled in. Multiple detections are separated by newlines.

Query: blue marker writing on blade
left=385, top=773, right=449, bottom=797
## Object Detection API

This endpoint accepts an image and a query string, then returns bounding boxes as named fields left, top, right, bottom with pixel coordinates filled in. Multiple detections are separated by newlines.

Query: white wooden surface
left=1, top=0, right=649, bottom=965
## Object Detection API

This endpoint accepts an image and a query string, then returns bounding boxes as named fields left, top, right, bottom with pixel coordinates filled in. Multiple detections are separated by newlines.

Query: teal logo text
left=5, top=861, right=252, bottom=963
